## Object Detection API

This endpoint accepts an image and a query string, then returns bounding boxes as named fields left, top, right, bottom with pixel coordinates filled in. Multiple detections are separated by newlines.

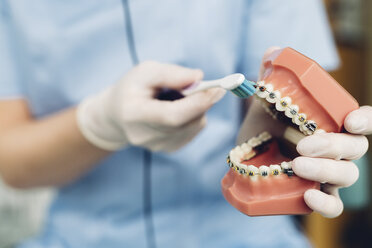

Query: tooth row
left=226, top=157, right=295, bottom=178
left=226, top=131, right=295, bottom=178
left=229, top=131, right=272, bottom=163
left=255, top=81, right=322, bottom=135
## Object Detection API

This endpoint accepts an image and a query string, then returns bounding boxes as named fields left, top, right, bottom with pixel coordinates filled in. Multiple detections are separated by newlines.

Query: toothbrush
left=181, top=73, right=257, bottom=98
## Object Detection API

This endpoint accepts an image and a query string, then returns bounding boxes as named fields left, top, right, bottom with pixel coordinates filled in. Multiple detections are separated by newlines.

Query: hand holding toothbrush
left=77, top=61, right=225, bottom=152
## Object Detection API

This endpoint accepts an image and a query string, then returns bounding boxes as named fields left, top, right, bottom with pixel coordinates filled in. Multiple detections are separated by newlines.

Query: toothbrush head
left=230, top=79, right=256, bottom=98
left=220, top=73, right=257, bottom=98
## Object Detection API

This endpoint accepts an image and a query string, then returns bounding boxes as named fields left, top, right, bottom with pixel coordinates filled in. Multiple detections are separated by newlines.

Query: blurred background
left=0, top=0, right=371, bottom=247
left=303, top=0, right=372, bottom=247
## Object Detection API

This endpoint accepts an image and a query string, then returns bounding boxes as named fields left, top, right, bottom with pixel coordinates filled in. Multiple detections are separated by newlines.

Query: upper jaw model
left=221, top=47, right=359, bottom=216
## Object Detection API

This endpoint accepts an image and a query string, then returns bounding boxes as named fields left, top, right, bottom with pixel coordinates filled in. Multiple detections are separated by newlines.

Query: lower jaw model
left=221, top=47, right=359, bottom=216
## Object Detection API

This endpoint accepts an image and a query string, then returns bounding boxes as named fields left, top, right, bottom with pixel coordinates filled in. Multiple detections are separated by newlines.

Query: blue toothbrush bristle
left=230, top=80, right=256, bottom=98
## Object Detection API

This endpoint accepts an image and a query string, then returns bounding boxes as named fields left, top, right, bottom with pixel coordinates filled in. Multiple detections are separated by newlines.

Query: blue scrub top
left=0, top=0, right=339, bottom=247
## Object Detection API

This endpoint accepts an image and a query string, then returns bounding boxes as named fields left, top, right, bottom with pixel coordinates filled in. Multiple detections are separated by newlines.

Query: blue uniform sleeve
left=240, top=0, right=340, bottom=79
left=0, top=1, right=24, bottom=99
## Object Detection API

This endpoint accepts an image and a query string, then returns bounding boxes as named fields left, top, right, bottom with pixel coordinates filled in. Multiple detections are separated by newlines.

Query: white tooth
left=258, top=131, right=271, bottom=142
left=248, top=137, right=262, bottom=147
left=233, top=146, right=244, bottom=159
left=255, top=81, right=267, bottom=98
left=285, top=104, right=299, bottom=118
left=265, top=84, right=273, bottom=92
left=280, top=161, right=291, bottom=170
left=229, top=150, right=236, bottom=160
left=287, top=161, right=292, bottom=169
left=240, top=143, right=252, bottom=153
left=259, top=165, right=270, bottom=177
left=266, top=90, right=281, bottom=104
left=231, top=157, right=240, bottom=165
left=247, top=165, right=259, bottom=177
left=270, top=165, right=282, bottom=176
left=314, top=129, right=326, bottom=134
left=301, top=120, right=317, bottom=135
left=229, top=153, right=240, bottom=165
left=238, top=164, right=248, bottom=175
left=275, top=96, right=292, bottom=112
left=293, top=113, right=307, bottom=125
left=255, top=81, right=265, bottom=92
left=256, top=83, right=273, bottom=98
left=306, top=130, right=313, bottom=136
left=299, top=124, right=305, bottom=132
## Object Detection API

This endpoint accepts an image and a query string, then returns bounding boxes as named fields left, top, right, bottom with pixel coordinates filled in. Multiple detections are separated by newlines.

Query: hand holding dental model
left=77, top=61, right=225, bottom=151
left=223, top=47, right=370, bottom=218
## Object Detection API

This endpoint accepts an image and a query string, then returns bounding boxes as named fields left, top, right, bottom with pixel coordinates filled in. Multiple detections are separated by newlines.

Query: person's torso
left=5, top=1, right=309, bottom=247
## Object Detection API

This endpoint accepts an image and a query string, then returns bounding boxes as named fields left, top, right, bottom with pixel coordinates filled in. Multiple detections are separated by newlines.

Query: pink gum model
left=221, top=47, right=359, bottom=216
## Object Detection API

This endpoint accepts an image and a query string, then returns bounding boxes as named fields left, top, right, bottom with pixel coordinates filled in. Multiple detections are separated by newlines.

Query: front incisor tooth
left=285, top=104, right=299, bottom=118
left=266, top=90, right=281, bottom=103
left=259, top=165, right=270, bottom=177
left=270, top=165, right=282, bottom=176
left=248, top=137, right=262, bottom=147
left=258, top=131, right=272, bottom=142
left=240, top=143, right=252, bottom=153
left=275, top=96, right=292, bottom=112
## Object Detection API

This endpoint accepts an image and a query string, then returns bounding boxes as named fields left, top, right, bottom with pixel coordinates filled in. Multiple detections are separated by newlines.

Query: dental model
left=221, top=47, right=359, bottom=216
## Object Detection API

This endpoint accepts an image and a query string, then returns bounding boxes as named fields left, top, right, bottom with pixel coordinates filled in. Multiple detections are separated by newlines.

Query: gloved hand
left=293, top=106, right=371, bottom=218
left=77, top=61, right=225, bottom=151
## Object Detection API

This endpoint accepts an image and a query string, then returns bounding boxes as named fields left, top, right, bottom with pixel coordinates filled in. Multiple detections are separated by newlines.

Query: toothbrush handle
left=181, top=79, right=220, bottom=96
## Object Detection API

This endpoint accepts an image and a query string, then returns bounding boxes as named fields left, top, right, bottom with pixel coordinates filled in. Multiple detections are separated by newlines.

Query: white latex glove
left=77, top=61, right=225, bottom=151
left=293, top=106, right=372, bottom=218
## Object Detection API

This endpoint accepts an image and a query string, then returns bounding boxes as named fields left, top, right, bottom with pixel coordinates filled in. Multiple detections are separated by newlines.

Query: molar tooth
left=314, top=129, right=326, bottom=134
left=229, top=150, right=236, bottom=160
left=240, top=143, right=252, bottom=154
left=266, top=90, right=281, bottom=104
left=305, top=120, right=317, bottom=132
left=270, top=165, right=282, bottom=176
left=301, top=120, right=317, bottom=135
left=247, top=165, right=259, bottom=177
left=233, top=146, right=244, bottom=159
left=293, top=113, right=307, bottom=125
left=248, top=137, right=262, bottom=147
left=258, top=131, right=272, bottom=142
left=299, top=124, right=306, bottom=132
left=231, top=157, right=240, bottom=166
left=285, top=104, right=299, bottom=118
left=280, top=161, right=292, bottom=170
left=275, top=96, right=292, bottom=112
left=259, top=165, right=270, bottom=177
left=229, top=151, right=240, bottom=165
